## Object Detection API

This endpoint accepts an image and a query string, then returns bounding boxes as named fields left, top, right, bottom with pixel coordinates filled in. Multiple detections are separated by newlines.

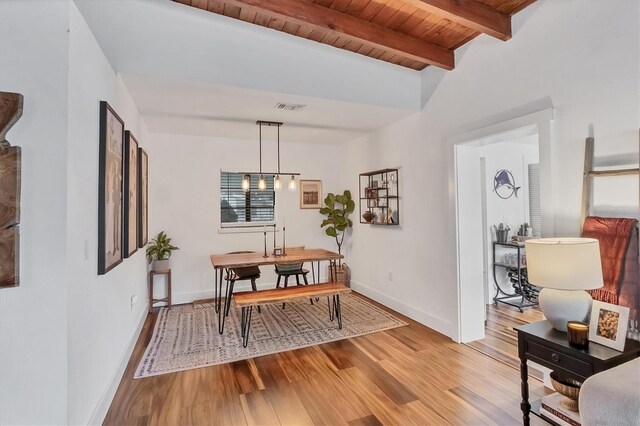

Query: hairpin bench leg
left=328, top=296, right=335, bottom=321
left=333, top=294, right=343, bottom=329
left=241, top=306, right=253, bottom=347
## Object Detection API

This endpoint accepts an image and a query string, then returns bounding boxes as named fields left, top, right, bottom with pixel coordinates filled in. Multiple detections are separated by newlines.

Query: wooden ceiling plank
left=191, top=0, right=209, bottom=9
left=357, top=0, right=390, bottom=21
left=405, top=0, right=512, bottom=41
left=216, top=0, right=455, bottom=69
left=206, top=0, right=224, bottom=14
left=345, top=0, right=372, bottom=17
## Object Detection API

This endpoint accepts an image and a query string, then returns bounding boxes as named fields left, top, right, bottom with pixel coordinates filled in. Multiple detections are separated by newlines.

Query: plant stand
left=149, top=269, right=172, bottom=314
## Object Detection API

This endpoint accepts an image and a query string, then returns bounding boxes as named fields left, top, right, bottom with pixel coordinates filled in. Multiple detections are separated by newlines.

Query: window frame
left=219, top=171, right=276, bottom=230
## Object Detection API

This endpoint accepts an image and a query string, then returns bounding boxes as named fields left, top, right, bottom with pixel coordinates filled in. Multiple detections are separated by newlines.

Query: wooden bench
left=233, top=282, right=351, bottom=347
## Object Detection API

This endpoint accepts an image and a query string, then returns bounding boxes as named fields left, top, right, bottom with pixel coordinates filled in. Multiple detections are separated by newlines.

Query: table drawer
left=528, top=341, right=593, bottom=378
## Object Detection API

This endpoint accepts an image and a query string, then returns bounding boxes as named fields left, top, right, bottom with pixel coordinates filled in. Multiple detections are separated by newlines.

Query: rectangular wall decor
left=98, top=101, right=125, bottom=275
left=123, top=131, right=138, bottom=258
left=138, top=147, right=148, bottom=248
left=0, top=91, right=23, bottom=288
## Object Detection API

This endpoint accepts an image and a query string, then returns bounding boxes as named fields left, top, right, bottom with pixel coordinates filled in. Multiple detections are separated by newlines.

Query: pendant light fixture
left=242, top=174, right=250, bottom=192
left=241, top=121, right=299, bottom=191
left=257, top=122, right=267, bottom=190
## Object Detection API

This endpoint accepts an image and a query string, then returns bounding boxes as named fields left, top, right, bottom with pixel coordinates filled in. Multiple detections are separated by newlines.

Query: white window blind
left=220, top=172, right=275, bottom=226
left=528, top=163, right=542, bottom=236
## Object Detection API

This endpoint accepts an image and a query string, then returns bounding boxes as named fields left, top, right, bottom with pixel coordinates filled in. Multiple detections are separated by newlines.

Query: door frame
left=451, top=108, right=555, bottom=343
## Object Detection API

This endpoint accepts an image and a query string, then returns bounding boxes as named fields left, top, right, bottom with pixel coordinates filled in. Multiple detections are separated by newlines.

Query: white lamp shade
left=525, top=238, right=603, bottom=290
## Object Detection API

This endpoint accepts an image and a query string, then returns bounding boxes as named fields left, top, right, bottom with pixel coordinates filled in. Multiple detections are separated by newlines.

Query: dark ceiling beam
left=407, top=0, right=512, bottom=41
left=210, top=0, right=455, bottom=70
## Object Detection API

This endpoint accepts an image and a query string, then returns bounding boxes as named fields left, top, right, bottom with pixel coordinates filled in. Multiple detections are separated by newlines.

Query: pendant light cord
left=259, top=122, right=262, bottom=174
left=277, top=125, right=281, bottom=174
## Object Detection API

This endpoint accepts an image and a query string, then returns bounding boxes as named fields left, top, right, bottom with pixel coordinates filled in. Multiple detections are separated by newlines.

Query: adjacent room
left=0, top=1, right=638, bottom=425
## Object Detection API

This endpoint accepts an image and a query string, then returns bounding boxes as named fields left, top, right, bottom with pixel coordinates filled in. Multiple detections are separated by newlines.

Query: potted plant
left=146, top=231, right=179, bottom=271
left=320, top=190, right=354, bottom=284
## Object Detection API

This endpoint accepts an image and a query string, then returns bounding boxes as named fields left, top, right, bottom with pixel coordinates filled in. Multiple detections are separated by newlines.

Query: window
left=220, top=172, right=275, bottom=227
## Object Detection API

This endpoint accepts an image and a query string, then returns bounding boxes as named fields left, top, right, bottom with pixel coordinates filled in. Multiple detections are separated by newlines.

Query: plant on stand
left=146, top=231, right=179, bottom=271
left=320, top=190, right=354, bottom=284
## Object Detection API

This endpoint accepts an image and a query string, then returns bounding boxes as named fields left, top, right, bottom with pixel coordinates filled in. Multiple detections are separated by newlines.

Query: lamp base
left=539, top=288, right=593, bottom=332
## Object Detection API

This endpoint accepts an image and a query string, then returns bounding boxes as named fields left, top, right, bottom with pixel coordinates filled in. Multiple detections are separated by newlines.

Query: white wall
left=1, top=3, right=152, bottom=424
left=340, top=0, right=640, bottom=341
left=149, top=133, right=342, bottom=303
left=0, top=2, right=70, bottom=424
left=66, top=5, right=150, bottom=424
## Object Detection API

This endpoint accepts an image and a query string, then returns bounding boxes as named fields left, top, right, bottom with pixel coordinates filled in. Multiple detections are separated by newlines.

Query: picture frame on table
left=98, top=101, right=124, bottom=275
left=123, top=131, right=138, bottom=258
left=589, top=300, right=630, bottom=351
left=300, top=179, right=322, bottom=209
left=138, top=147, right=148, bottom=248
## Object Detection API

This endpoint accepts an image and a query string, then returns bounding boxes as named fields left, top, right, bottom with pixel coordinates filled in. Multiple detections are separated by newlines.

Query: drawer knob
left=551, top=353, right=560, bottom=363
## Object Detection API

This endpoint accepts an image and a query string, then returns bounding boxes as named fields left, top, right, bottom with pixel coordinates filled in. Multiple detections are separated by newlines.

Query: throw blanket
left=581, top=216, right=637, bottom=304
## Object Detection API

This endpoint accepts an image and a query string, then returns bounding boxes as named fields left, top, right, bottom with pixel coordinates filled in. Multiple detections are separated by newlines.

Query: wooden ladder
left=580, top=136, right=640, bottom=233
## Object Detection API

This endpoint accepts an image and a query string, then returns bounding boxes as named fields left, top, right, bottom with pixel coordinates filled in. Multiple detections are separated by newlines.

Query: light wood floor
left=466, top=303, right=544, bottom=377
left=105, top=293, right=549, bottom=425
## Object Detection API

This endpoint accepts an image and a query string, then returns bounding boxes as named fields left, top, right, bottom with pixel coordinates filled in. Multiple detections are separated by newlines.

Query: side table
left=149, top=269, right=172, bottom=314
left=516, top=320, right=640, bottom=425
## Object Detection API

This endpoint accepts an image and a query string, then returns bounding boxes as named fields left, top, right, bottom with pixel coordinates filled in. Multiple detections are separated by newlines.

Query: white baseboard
left=87, top=306, right=147, bottom=426
left=350, top=279, right=456, bottom=339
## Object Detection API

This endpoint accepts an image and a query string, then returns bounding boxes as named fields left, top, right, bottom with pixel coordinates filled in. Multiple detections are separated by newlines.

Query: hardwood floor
left=105, top=294, right=549, bottom=425
left=466, top=303, right=544, bottom=375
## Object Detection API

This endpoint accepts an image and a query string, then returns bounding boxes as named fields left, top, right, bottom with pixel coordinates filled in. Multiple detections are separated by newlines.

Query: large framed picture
left=123, top=131, right=138, bottom=258
left=589, top=300, right=630, bottom=351
left=137, top=147, right=148, bottom=248
left=98, top=101, right=124, bottom=275
left=300, top=179, right=322, bottom=209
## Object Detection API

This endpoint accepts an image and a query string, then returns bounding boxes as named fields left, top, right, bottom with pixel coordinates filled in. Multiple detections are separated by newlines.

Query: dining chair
left=224, top=251, right=261, bottom=316
left=275, top=246, right=312, bottom=308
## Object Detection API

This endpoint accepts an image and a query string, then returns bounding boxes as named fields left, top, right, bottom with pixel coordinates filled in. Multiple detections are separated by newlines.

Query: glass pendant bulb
left=258, top=174, right=266, bottom=190
left=288, top=175, right=296, bottom=191
left=242, top=174, right=251, bottom=192
left=274, top=174, right=281, bottom=191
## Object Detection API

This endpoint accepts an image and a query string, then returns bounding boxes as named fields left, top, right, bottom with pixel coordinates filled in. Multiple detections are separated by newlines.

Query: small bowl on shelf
left=550, top=371, right=582, bottom=412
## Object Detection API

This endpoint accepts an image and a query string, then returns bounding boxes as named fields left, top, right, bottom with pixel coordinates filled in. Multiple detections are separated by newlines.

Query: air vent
left=275, top=103, right=306, bottom=112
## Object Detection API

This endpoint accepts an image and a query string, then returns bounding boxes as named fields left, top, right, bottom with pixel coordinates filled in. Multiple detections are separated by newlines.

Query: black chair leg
left=295, top=274, right=301, bottom=286
left=276, top=275, right=281, bottom=288
left=282, top=276, right=289, bottom=309
left=250, top=278, right=261, bottom=313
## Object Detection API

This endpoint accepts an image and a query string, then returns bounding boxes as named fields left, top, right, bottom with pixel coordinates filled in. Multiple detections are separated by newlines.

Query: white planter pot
left=152, top=259, right=171, bottom=272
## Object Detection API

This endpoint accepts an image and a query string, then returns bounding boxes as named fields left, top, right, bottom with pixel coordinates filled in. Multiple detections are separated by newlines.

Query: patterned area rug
left=135, top=293, right=407, bottom=378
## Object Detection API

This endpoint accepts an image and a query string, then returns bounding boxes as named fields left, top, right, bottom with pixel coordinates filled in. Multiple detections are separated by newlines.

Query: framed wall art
left=123, top=131, right=138, bottom=258
left=137, top=147, right=148, bottom=248
left=589, top=300, right=630, bottom=351
left=300, top=179, right=322, bottom=209
left=98, top=101, right=124, bottom=275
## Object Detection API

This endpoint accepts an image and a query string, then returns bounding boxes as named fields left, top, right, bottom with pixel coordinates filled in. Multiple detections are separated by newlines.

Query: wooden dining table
left=210, top=248, right=344, bottom=333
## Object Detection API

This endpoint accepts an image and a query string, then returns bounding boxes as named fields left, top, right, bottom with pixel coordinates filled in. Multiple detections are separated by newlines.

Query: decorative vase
left=362, top=211, right=374, bottom=223
left=152, top=259, right=171, bottom=272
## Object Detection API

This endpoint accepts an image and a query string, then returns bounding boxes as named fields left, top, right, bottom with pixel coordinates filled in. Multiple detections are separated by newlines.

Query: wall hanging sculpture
left=493, top=169, right=521, bottom=199
left=0, top=91, right=23, bottom=288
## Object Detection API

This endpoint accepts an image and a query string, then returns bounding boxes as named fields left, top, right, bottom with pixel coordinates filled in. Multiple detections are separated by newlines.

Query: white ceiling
left=121, top=74, right=418, bottom=144
left=75, top=0, right=427, bottom=144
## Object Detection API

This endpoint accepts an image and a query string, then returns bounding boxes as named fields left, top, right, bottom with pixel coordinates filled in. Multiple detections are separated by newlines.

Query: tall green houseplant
left=320, top=190, right=354, bottom=260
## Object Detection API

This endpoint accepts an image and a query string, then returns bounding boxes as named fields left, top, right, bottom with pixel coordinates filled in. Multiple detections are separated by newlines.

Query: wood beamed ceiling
left=174, top=0, right=536, bottom=71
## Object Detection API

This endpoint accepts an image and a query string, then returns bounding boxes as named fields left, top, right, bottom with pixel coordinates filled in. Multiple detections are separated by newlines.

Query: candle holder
left=567, top=321, right=589, bottom=348
left=263, top=230, right=268, bottom=258
left=282, top=226, right=287, bottom=256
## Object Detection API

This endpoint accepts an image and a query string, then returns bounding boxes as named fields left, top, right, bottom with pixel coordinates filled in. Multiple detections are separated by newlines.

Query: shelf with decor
left=359, top=168, right=399, bottom=225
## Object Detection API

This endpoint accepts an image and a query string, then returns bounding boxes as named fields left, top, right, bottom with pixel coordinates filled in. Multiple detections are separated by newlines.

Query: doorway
left=453, top=108, right=554, bottom=343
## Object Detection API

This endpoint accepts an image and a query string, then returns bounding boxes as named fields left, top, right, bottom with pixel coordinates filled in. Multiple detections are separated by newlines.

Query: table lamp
left=525, top=238, right=603, bottom=332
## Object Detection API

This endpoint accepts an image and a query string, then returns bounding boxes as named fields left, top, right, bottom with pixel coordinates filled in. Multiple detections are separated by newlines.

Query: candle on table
left=567, top=321, right=589, bottom=348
